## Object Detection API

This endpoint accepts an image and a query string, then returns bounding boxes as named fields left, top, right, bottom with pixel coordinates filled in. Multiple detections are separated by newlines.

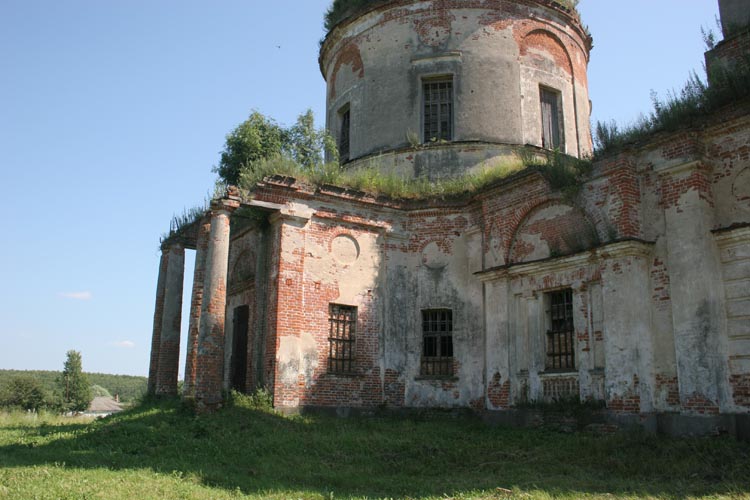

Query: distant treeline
left=0, top=370, right=147, bottom=403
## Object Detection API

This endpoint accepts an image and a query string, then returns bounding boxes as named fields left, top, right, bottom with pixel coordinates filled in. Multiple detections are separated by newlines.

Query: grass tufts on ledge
left=239, top=148, right=592, bottom=201
left=160, top=203, right=209, bottom=246
left=594, top=54, right=750, bottom=157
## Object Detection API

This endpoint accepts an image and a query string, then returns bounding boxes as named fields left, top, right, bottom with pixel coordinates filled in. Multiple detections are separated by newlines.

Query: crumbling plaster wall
left=248, top=188, right=489, bottom=409
left=579, top=111, right=750, bottom=414
left=237, top=108, right=749, bottom=415
left=477, top=109, right=750, bottom=415
left=400, top=208, right=485, bottom=408
left=477, top=170, right=655, bottom=412
left=268, top=200, right=396, bottom=407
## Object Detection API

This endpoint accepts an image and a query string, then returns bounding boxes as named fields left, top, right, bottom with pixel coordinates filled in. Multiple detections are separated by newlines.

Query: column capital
left=210, top=197, right=240, bottom=215
left=162, top=241, right=185, bottom=252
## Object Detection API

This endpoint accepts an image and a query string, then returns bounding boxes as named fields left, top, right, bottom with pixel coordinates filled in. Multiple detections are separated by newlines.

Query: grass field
left=1, top=396, right=749, bottom=500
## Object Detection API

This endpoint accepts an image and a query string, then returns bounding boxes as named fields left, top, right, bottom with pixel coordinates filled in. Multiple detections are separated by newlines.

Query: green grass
left=1, top=399, right=749, bottom=499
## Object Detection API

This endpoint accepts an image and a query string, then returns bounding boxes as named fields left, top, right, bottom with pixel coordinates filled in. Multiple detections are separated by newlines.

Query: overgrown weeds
left=239, top=152, right=529, bottom=200
left=226, top=388, right=274, bottom=411
left=240, top=148, right=592, bottom=202
left=160, top=202, right=209, bottom=247
left=594, top=53, right=750, bottom=157
left=522, top=149, right=593, bottom=201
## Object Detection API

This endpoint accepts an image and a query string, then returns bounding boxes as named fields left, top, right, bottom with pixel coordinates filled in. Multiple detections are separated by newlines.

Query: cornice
left=476, top=239, right=655, bottom=283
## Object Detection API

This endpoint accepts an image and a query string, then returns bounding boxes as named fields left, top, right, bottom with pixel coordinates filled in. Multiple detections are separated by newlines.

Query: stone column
left=155, top=244, right=185, bottom=396
left=194, top=197, right=239, bottom=408
left=147, top=251, right=170, bottom=395
left=183, top=217, right=211, bottom=398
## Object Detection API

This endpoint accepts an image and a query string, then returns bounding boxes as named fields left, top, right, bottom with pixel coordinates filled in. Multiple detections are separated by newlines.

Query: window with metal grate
left=421, top=309, right=453, bottom=376
left=328, top=304, right=356, bottom=373
left=423, top=79, right=453, bottom=143
left=545, top=289, right=575, bottom=371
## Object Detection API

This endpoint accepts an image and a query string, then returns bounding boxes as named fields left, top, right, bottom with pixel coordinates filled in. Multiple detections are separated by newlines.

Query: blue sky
left=0, top=0, right=720, bottom=377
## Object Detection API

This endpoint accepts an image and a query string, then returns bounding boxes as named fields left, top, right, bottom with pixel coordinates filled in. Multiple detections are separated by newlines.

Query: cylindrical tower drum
left=320, top=0, right=593, bottom=178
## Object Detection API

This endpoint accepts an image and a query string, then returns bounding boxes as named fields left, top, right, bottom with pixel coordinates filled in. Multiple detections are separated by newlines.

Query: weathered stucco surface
left=148, top=0, right=750, bottom=426
left=320, top=0, right=592, bottom=172
left=218, top=102, right=748, bottom=416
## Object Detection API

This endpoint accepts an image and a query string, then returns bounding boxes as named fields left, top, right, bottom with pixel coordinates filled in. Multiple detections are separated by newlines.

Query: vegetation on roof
left=159, top=203, right=209, bottom=247
left=593, top=42, right=750, bottom=157
left=211, top=107, right=590, bottom=202
left=215, top=110, right=336, bottom=187
left=324, top=0, right=579, bottom=33
left=239, top=145, right=591, bottom=202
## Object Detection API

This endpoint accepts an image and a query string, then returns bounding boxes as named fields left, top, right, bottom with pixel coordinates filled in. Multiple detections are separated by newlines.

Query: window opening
left=421, top=309, right=453, bottom=376
left=546, top=289, right=575, bottom=371
left=230, top=305, right=250, bottom=392
left=339, top=107, right=350, bottom=162
left=540, top=87, right=563, bottom=150
left=328, top=304, right=356, bottom=373
left=423, top=79, right=453, bottom=143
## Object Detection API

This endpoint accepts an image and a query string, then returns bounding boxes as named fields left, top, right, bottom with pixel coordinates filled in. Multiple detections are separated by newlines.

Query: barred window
left=328, top=304, right=356, bottom=373
left=423, top=79, right=453, bottom=143
left=546, top=289, right=575, bottom=371
left=421, top=309, right=453, bottom=376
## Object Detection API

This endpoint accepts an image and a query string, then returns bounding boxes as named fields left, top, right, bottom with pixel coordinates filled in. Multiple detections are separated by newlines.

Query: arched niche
left=229, top=249, right=256, bottom=290
left=520, top=29, right=574, bottom=79
left=508, top=201, right=599, bottom=264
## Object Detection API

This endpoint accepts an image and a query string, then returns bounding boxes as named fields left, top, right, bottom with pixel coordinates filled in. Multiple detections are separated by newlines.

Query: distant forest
left=0, top=370, right=147, bottom=403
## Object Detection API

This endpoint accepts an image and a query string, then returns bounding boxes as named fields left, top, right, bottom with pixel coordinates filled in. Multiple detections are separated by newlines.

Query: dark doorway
left=230, top=305, right=249, bottom=392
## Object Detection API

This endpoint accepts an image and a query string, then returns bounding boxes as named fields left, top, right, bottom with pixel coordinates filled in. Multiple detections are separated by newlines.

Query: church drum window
left=423, top=78, right=453, bottom=143
left=339, top=106, right=350, bottom=162
left=540, top=86, right=563, bottom=150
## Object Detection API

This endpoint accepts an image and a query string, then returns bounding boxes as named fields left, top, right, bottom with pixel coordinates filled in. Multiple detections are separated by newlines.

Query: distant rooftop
left=87, top=396, right=124, bottom=414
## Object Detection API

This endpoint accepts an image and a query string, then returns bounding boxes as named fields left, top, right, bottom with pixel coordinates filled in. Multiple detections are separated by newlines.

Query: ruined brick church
left=148, top=0, right=750, bottom=431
